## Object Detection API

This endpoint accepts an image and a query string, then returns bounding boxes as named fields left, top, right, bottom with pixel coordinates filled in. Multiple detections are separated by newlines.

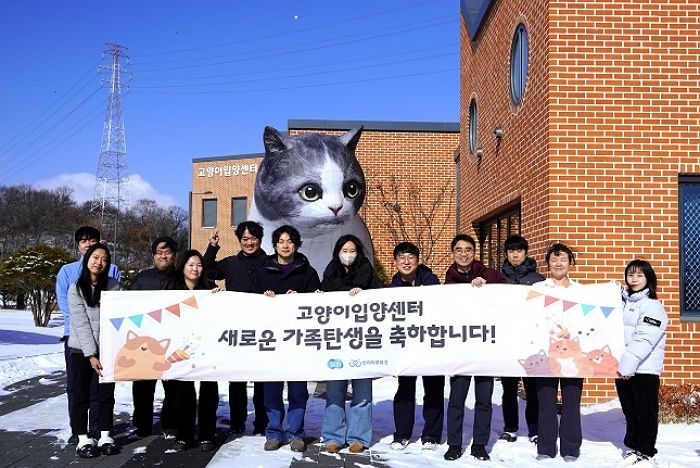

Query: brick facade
left=460, top=0, right=700, bottom=402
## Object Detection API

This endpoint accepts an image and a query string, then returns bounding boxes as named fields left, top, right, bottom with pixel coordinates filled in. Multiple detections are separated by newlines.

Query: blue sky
left=0, top=0, right=459, bottom=208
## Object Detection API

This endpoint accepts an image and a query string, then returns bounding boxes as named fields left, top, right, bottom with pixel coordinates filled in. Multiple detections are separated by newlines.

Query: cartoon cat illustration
left=247, top=126, right=374, bottom=274
left=548, top=336, right=592, bottom=377
left=518, top=349, right=554, bottom=377
left=114, top=330, right=172, bottom=380
left=586, top=345, right=619, bottom=377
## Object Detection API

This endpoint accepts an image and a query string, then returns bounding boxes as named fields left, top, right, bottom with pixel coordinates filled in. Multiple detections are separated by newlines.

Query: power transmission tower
left=91, top=43, right=130, bottom=263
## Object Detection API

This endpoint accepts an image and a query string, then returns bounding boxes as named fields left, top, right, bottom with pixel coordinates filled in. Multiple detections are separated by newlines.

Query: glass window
left=680, top=176, right=700, bottom=317
left=469, top=98, right=478, bottom=155
left=202, top=199, right=217, bottom=228
left=231, top=197, right=247, bottom=227
left=510, top=23, right=529, bottom=105
left=477, top=205, right=521, bottom=269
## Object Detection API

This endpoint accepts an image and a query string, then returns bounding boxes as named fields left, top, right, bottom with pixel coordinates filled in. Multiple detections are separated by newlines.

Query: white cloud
left=35, top=172, right=178, bottom=207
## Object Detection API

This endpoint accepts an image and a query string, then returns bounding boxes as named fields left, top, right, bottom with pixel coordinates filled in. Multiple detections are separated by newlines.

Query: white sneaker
left=631, top=455, right=656, bottom=467
left=391, top=439, right=409, bottom=450
left=421, top=441, right=437, bottom=451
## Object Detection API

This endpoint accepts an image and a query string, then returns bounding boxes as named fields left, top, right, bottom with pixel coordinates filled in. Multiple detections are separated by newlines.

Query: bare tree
left=371, top=175, right=454, bottom=268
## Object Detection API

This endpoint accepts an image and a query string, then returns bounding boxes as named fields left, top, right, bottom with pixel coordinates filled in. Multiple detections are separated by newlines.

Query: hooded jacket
left=501, top=257, right=545, bottom=286
left=444, top=259, right=506, bottom=285
left=67, top=277, right=120, bottom=356
left=390, top=264, right=439, bottom=287
left=618, top=288, right=668, bottom=376
left=251, top=252, right=321, bottom=294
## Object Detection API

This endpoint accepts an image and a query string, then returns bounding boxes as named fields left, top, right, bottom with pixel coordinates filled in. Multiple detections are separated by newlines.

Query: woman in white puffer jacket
left=615, top=259, right=668, bottom=466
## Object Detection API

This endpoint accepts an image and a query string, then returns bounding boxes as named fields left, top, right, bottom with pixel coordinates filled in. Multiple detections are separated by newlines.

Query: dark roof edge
left=192, top=152, right=264, bottom=163
left=288, top=119, right=459, bottom=133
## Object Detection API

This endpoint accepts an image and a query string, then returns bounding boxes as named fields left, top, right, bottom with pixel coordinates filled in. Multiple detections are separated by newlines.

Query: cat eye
left=299, top=184, right=322, bottom=201
left=344, top=181, right=361, bottom=199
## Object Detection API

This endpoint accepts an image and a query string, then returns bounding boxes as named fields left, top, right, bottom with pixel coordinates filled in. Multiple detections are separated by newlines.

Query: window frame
left=230, top=196, right=248, bottom=227
left=202, top=198, right=217, bottom=228
left=469, top=98, right=478, bottom=155
left=510, top=23, right=529, bottom=106
left=680, top=176, right=700, bottom=319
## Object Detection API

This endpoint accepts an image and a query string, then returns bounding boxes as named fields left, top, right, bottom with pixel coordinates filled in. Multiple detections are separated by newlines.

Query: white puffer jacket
left=618, top=288, right=668, bottom=376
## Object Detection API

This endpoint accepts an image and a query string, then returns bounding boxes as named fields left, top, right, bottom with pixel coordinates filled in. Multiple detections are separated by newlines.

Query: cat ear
left=339, top=126, right=363, bottom=152
left=127, top=330, right=138, bottom=340
left=539, top=349, right=547, bottom=356
left=518, top=359, right=526, bottom=366
left=159, top=338, right=171, bottom=351
left=603, top=344, right=611, bottom=353
left=263, top=126, right=287, bottom=154
left=549, top=337, right=557, bottom=344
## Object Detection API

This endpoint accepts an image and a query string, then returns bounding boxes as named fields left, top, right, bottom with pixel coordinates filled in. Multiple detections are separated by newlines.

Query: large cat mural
left=248, top=126, right=374, bottom=273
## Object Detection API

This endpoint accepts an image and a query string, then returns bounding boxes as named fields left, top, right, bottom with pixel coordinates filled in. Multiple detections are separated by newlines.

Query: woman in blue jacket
left=615, top=259, right=668, bottom=466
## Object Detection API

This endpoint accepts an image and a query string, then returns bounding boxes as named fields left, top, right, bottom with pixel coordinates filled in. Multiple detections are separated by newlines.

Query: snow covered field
left=0, top=309, right=697, bottom=467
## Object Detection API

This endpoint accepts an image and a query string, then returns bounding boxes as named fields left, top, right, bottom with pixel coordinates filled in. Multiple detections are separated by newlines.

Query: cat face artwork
left=248, top=126, right=374, bottom=273
left=548, top=336, right=592, bottom=377
left=518, top=349, right=553, bottom=376
left=114, top=330, right=172, bottom=381
left=586, top=345, right=618, bottom=377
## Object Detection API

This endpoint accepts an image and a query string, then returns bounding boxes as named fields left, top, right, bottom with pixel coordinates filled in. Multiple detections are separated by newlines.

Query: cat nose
left=328, top=205, right=341, bottom=216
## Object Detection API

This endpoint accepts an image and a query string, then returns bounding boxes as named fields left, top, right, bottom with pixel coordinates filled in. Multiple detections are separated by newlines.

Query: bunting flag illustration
left=181, top=295, right=198, bottom=309
left=128, top=315, right=144, bottom=327
left=526, top=290, right=542, bottom=301
left=600, top=306, right=616, bottom=318
left=544, top=295, right=559, bottom=307
left=562, top=300, right=577, bottom=312
left=165, top=303, right=181, bottom=317
left=581, top=304, right=597, bottom=315
left=148, top=309, right=163, bottom=323
left=110, top=317, right=124, bottom=331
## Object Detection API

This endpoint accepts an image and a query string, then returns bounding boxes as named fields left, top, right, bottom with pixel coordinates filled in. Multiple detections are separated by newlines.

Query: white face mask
left=339, top=252, right=357, bottom=266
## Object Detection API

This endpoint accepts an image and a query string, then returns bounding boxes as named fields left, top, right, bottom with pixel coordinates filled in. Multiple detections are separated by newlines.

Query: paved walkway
left=0, top=372, right=389, bottom=467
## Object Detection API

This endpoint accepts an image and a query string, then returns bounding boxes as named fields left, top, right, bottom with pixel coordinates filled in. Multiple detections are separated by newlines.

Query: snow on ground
left=0, top=309, right=698, bottom=467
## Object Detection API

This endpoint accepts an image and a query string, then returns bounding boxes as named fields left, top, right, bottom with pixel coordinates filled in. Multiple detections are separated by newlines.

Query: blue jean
left=322, top=379, right=373, bottom=447
left=264, top=381, right=308, bottom=442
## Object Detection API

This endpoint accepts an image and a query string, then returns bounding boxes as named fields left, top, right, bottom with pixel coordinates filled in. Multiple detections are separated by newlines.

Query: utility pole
left=91, top=43, right=130, bottom=264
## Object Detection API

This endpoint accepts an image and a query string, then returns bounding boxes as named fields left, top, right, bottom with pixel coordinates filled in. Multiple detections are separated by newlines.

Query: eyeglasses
left=396, top=253, right=417, bottom=262
left=453, top=248, right=474, bottom=255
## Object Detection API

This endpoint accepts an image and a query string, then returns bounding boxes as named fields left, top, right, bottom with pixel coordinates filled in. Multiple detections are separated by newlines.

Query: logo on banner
left=327, top=359, right=344, bottom=369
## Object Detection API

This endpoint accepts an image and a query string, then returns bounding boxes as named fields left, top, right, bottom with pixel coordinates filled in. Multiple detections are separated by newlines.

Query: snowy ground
left=0, top=309, right=697, bottom=467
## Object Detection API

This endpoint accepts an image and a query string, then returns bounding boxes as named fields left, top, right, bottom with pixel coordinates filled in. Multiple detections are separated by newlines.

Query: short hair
left=450, top=234, right=476, bottom=251
left=272, top=225, right=302, bottom=248
left=176, top=249, right=210, bottom=289
left=151, top=236, right=179, bottom=255
left=625, top=259, right=658, bottom=300
left=75, top=226, right=100, bottom=244
left=235, top=221, right=263, bottom=241
left=504, top=234, right=529, bottom=253
left=393, top=241, right=419, bottom=259
left=545, top=242, right=575, bottom=265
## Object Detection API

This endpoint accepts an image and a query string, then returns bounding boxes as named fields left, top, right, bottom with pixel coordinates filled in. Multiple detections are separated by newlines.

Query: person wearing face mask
left=320, top=235, right=383, bottom=455
left=203, top=221, right=269, bottom=436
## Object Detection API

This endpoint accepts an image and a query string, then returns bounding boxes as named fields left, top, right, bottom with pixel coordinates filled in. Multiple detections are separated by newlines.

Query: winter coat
left=251, top=252, right=321, bottom=295
left=321, top=256, right=383, bottom=292
left=67, top=277, right=120, bottom=357
left=444, top=260, right=507, bottom=285
left=501, top=257, right=545, bottom=286
left=390, top=264, right=440, bottom=287
left=618, top=288, right=668, bottom=376
left=203, top=244, right=268, bottom=293
left=129, top=266, right=176, bottom=291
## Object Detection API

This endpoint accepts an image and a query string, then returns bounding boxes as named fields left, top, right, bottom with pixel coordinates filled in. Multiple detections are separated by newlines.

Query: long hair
left=175, top=249, right=210, bottom=290
left=76, top=243, right=112, bottom=308
left=330, top=234, right=367, bottom=272
left=625, top=259, right=658, bottom=299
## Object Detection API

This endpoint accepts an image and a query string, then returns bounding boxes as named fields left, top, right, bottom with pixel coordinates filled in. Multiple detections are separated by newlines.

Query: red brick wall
left=460, top=0, right=700, bottom=402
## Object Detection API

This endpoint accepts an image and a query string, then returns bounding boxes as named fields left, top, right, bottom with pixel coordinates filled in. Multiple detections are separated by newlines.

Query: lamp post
left=188, top=190, right=212, bottom=248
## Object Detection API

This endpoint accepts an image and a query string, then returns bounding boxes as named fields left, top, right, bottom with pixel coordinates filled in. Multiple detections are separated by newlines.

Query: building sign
left=197, top=163, right=258, bottom=178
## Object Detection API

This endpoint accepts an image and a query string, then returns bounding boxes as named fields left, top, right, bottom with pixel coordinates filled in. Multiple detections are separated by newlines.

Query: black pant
left=229, top=381, right=267, bottom=431
left=446, top=375, right=494, bottom=447
left=70, top=353, right=115, bottom=436
left=65, top=340, right=99, bottom=435
left=615, top=374, right=660, bottom=457
left=132, top=379, right=176, bottom=435
left=393, top=375, right=445, bottom=443
left=199, top=381, right=219, bottom=441
left=536, top=377, right=583, bottom=458
left=170, top=380, right=197, bottom=443
left=501, top=376, right=538, bottom=436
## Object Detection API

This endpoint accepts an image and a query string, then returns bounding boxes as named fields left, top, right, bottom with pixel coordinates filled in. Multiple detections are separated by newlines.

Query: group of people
left=56, top=222, right=667, bottom=466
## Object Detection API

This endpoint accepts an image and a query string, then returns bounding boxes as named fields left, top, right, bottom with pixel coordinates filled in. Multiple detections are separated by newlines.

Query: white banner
left=99, top=283, right=624, bottom=382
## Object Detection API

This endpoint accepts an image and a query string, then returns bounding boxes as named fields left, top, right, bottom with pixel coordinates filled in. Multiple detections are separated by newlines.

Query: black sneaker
left=200, top=440, right=216, bottom=452
left=252, top=426, right=266, bottom=436
left=172, top=440, right=189, bottom=452
left=100, top=443, right=119, bottom=456
left=67, top=434, right=79, bottom=445
left=471, top=444, right=490, bottom=461
left=76, top=443, right=100, bottom=459
left=230, top=424, right=245, bottom=437
left=499, top=431, right=517, bottom=442
left=444, top=445, right=463, bottom=461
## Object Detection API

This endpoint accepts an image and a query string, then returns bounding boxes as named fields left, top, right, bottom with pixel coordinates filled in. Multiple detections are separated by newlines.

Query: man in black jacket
left=203, top=221, right=268, bottom=435
left=498, top=235, right=544, bottom=445
left=129, top=236, right=178, bottom=439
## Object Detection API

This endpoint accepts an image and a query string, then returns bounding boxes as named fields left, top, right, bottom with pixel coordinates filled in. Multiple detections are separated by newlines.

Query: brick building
left=190, top=119, right=459, bottom=279
left=459, top=0, right=700, bottom=401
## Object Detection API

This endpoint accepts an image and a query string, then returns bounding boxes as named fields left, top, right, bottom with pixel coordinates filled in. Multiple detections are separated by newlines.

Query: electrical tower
left=91, top=43, right=130, bottom=263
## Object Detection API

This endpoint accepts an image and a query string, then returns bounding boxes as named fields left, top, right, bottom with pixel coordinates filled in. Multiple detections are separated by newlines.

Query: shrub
left=659, top=383, right=700, bottom=424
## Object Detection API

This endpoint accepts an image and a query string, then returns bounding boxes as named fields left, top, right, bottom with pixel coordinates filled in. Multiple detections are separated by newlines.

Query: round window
left=510, top=23, right=529, bottom=105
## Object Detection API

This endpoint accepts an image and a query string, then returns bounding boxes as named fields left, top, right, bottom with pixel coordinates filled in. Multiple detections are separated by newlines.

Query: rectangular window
left=231, top=197, right=247, bottom=227
left=202, top=199, right=217, bottom=228
left=680, top=176, right=700, bottom=318
left=476, top=205, right=521, bottom=269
